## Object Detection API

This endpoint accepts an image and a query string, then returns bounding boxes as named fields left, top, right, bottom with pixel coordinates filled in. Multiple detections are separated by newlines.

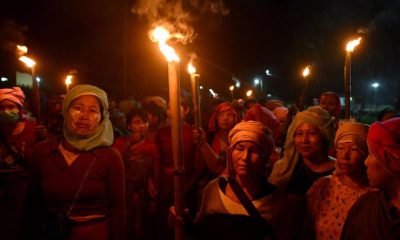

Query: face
left=129, top=115, right=149, bottom=140
left=217, top=110, right=236, bottom=131
left=66, top=95, right=102, bottom=139
left=0, top=99, right=19, bottom=112
left=319, top=95, right=339, bottom=117
left=336, top=142, right=365, bottom=177
left=294, top=123, right=325, bottom=159
left=231, top=141, right=266, bottom=177
left=365, top=152, right=396, bottom=188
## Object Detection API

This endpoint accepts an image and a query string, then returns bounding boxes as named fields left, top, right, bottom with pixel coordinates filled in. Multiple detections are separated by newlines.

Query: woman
left=113, top=108, right=159, bottom=240
left=190, top=121, right=289, bottom=239
left=32, top=85, right=125, bottom=240
left=196, top=102, right=238, bottom=176
left=341, top=117, right=400, bottom=240
left=0, top=87, right=43, bottom=240
left=269, top=106, right=336, bottom=194
left=307, top=121, right=371, bottom=240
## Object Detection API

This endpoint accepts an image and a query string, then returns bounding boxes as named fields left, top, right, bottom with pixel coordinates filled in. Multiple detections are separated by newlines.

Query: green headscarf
left=269, top=106, right=335, bottom=188
left=62, top=84, right=114, bottom=151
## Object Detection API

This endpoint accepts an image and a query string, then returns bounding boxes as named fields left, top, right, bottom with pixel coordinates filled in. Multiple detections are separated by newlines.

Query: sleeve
left=106, top=147, right=126, bottom=240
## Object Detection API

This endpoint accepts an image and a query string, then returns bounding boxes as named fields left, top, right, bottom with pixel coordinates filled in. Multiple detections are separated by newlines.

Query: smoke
left=132, top=0, right=229, bottom=44
left=0, top=19, right=27, bottom=55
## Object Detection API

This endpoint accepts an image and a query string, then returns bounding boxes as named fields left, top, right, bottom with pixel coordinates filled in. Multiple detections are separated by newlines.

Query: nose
left=300, top=133, right=310, bottom=143
left=342, top=148, right=350, bottom=161
left=241, top=149, right=250, bottom=162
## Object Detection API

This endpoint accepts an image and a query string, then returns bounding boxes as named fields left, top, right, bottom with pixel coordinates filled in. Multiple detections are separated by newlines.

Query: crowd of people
left=0, top=84, right=399, bottom=240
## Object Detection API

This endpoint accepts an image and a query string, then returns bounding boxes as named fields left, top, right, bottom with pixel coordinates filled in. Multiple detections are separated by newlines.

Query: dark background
left=0, top=0, right=399, bottom=107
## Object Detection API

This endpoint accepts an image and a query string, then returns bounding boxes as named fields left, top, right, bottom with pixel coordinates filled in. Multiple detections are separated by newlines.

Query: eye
left=337, top=145, right=344, bottom=151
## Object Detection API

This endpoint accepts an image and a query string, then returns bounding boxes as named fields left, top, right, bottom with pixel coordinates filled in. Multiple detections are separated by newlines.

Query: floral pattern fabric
left=307, top=174, right=370, bottom=240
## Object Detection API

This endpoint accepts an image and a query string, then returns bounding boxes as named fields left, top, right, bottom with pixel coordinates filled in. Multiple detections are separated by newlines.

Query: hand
left=192, top=127, right=206, bottom=146
left=168, top=206, right=190, bottom=227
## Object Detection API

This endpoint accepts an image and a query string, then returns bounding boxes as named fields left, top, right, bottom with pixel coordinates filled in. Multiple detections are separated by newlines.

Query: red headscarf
left=207, top=102, right=238, bottom=133
left=367, top=117, right=400, bottom=175
left=244, top=103, right=281, bottom=141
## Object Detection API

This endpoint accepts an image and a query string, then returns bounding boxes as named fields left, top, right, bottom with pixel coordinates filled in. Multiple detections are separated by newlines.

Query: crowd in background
left=0, top=84, right=399, bottom=240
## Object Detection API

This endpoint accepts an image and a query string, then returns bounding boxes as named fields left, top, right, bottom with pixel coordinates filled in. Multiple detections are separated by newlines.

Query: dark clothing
left=286, top=159, right=335, bottom=194
left=0, top=120, right=37, bottom=240
left=31, top=139, right=126, bottom=240
left=341, top=190, right=400, bottom=240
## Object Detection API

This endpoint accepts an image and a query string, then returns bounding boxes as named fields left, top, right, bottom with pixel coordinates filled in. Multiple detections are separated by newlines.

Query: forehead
left=70, top=95, right=100, bottom=107
left=0, top=99, right=18, bottom=108
left=296, top=122, right=319, bottom=131
left=131, top=115, right=147, bottom=122
left=320, top=95, right=338, bottom=103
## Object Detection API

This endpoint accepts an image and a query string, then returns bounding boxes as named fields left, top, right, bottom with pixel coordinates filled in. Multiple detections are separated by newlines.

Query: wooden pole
left=168, top=61, right=185, bottom=240
left=31, top=66, right=41, bottom=123
left=344, top=52, right=351, bottom=119
left=190, top=73, right=201, bottom=128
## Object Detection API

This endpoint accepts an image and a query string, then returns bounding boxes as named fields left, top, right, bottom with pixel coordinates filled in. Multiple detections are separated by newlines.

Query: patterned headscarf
left=244, top=103, right=281, bottom=141
left=227, top=121, right=274, bottom=175
left=62, top=84, right=113, bottom=151
left=367, top=117, right=400, bottom=175
left=0, top=87, right=25, bottom=107
left=269, top=106, right=335, bottom=188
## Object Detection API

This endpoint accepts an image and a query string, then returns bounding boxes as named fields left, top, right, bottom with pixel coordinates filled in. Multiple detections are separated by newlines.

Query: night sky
left=1, top=0, right=399, bottom=107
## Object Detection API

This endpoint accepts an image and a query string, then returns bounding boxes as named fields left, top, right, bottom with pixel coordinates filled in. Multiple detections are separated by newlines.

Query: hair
left=125, top=108, right=148, bottom=127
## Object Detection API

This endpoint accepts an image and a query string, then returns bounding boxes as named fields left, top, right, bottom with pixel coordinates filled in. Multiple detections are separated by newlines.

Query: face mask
left=0, top=109, right=20, bottom=123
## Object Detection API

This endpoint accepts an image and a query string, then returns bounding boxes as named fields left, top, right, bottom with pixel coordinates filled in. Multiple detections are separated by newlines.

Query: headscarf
left=0, top=87, right=25, bottom=107
left=62, top=84, right=113, bottom=151
left=367, top=117, right=400, bottom=175
left=272, top=106, right=289, bottom=123
left=208, top=102, right=237, bottom=133
left=227, top=121, right=274, bottom=175
left=268, top=106, right=335, bottom=188
left=319, top=92, right=341, bottom=118
left=335, top=121, right=369, bottom=157
left=244, top=103, right=281, bottom=141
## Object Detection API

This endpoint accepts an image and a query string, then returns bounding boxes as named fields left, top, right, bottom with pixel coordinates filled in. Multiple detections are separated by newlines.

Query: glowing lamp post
left=19, top=55, right=41, bottom=122
left=371, top=82, right=379, bottom=110
left=344, top=37, right=361, bottom=119
left=188, top=63, right=201, bottom=128
left=151, top=26, right=185, bottom=240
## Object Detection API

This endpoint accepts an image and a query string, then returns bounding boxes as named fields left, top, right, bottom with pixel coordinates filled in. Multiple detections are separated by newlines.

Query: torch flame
left=150, top=26, right=180, bottom=62
left=65, top=75, right=73, bottom=85
left=246, top=90, right=253, bottom=97
left=229, top=85, right=234, bottom=91
left=302, top=66, right=310, bottom=78
left=16, top=45, right=28, bottom=56
left=346, top=37, right=362, bottom=52
left=19, top=56, right=36, bottom=68
left=188, top=63, right=196, bottom=74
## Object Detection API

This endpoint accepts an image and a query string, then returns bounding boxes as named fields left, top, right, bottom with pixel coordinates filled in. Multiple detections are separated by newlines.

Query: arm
left=193, top=128, right=225, bottom=175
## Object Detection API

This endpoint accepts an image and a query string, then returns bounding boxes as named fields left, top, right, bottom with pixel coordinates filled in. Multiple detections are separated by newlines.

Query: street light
left=19, top=55, right=41, bottom=122
left=344, top=37, right=362, bottom=119
left=65, top=75, right=73, bottom=92
left=371, top=82, right=379, bottom=110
